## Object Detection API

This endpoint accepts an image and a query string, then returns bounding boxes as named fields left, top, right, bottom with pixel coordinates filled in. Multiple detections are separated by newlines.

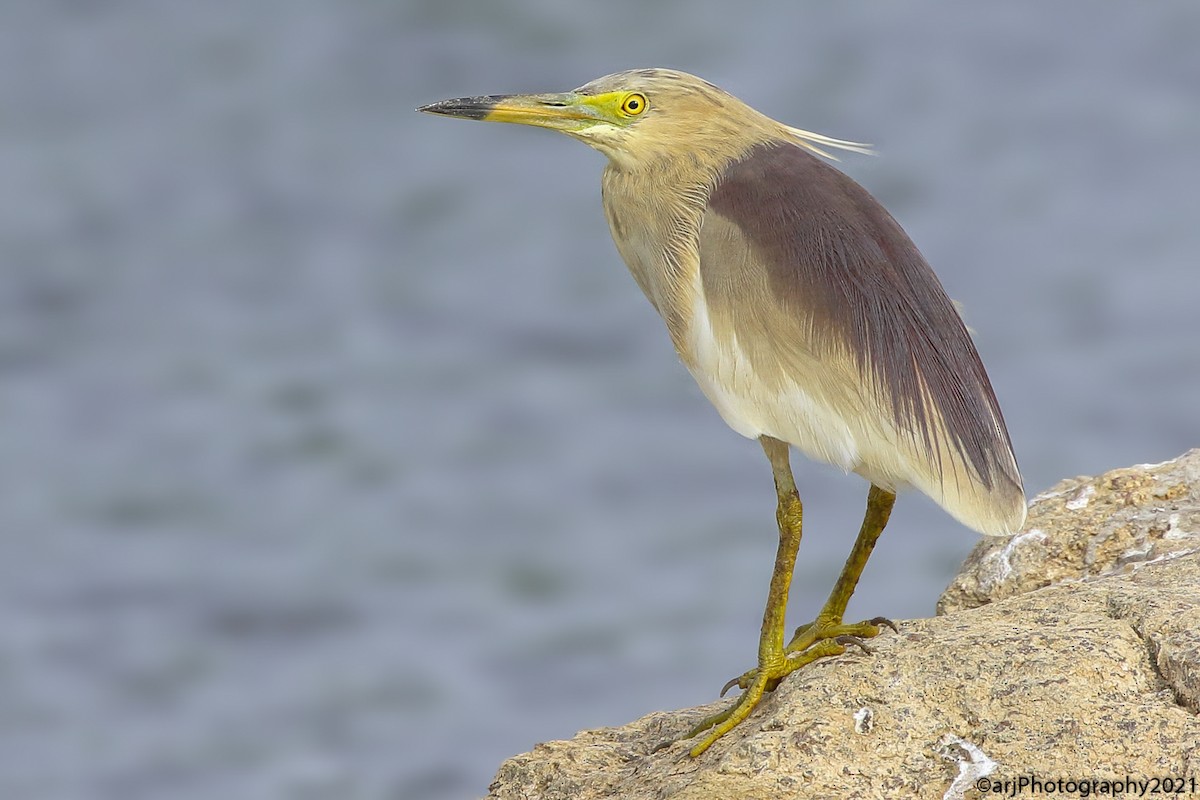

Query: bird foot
left=789, top=615, right=897, bottom=654
left=665, top=619, right=896, bottom=755
left=680, top=635, right=862, bottom=756
left=718, top=616, right=897, bottom=698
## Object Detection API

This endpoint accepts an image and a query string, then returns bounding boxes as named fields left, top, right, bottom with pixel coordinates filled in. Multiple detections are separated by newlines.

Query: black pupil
left=628, top=98, right=639, bottom=110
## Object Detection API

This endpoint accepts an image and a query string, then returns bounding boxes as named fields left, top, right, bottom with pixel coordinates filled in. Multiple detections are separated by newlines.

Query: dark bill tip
left=415, top=95, right=504, bottom=120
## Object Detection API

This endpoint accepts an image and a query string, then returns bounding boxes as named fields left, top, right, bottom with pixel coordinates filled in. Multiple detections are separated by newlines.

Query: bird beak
left=417, top=92, right=599, bottom=130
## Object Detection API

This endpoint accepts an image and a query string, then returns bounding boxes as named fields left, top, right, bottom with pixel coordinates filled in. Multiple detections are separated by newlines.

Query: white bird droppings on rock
left=1065, top=484, right=1095, bottom=510
left=939, top=734, right=997, bottom=800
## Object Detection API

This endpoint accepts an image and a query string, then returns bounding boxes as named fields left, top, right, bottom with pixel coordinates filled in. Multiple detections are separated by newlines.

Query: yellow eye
left=620, top=93, right=648, bottom=116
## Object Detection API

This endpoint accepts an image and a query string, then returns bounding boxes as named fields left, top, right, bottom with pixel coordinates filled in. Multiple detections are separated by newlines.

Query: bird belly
left=685, top=292, right=861, bottom=472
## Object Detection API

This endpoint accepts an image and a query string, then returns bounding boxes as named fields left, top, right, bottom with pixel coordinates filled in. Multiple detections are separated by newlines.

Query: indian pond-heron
left=418, top=69, right=1025, bottom=756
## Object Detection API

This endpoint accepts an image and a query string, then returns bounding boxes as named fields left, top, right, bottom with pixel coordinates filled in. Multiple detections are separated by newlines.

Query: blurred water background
left=1, top=2, right=1197, bottom=798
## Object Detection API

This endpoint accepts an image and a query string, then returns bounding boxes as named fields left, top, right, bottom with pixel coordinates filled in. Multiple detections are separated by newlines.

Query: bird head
left=418, top=69, right=871, bottom=170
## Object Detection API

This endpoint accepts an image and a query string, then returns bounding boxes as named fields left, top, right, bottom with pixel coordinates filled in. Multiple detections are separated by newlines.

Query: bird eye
left=620, top=93, right=647, bottom=116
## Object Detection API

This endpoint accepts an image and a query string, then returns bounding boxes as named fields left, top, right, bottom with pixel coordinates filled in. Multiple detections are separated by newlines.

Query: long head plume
left=781, top=125, right=874, bottom=161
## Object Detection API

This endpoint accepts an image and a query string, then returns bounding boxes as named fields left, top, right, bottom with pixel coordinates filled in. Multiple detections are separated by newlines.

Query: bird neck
left=599, top=141, right=753, bottom=356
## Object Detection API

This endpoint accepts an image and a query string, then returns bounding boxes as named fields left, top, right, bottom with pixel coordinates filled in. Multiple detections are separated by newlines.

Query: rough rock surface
left=485, top=454, right=1200, bottom=800
left=939, top=449, right=1200, bottom=614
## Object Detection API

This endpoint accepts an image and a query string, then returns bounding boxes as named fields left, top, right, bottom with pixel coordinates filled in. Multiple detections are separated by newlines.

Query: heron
left=418, top=69, right=1025, bottom=757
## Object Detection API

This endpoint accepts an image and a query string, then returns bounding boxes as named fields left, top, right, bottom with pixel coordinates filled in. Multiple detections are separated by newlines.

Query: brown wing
left=700, top=142, right=1024, bottom=533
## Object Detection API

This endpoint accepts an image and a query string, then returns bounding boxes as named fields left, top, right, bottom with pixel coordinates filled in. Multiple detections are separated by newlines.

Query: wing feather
left=699, top=142, right=1025, bottom=534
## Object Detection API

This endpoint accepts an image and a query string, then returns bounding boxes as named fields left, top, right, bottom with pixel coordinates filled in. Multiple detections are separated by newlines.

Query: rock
left=486, top=454, right=1200, bottom=799
left=938, top=449, right=1200, bottom=614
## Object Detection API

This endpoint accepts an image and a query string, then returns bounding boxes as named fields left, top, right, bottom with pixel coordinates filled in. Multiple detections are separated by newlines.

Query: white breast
left=685, top=276, right=861, bottom=472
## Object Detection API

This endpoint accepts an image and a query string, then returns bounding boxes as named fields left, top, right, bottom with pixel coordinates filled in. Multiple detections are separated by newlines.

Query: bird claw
left=834, top=634, right=872, bottom=655
left=649, top=737, right=674, bottom=754
left=719, top=674, right=745, bottom=698
left=868, top=615, right=899, bottom=634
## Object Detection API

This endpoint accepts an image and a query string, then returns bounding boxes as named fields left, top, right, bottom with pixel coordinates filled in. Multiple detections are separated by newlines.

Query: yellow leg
left=680, top=455, right=899, bottom=756
left=784, top=484, right=897, bottom=653
left=719, top=484, right=898, bottom=699
left=684, top=436, right=807, bottom=757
